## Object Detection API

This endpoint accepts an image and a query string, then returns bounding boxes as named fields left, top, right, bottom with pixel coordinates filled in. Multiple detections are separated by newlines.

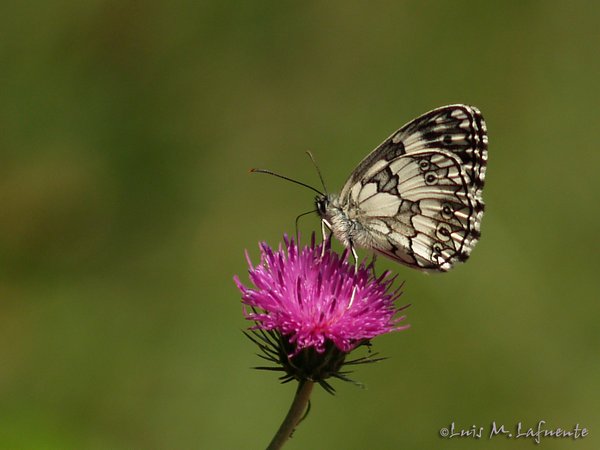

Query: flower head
left=234, top=235, right=409, bottom=389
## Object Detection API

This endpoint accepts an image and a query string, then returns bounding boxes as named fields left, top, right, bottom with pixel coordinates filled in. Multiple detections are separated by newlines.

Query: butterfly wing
left=339, top=105, right=487, bottom=271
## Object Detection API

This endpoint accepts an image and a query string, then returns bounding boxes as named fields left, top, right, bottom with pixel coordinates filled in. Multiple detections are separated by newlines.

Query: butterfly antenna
left=250, top=168, right=324, bottom=196
left=305, top=151, right=328, bottom=195
left=294, top=209, right=317, bottom=240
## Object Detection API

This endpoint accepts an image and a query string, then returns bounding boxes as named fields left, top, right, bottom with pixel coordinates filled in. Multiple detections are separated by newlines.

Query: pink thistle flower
left=234, top=235, right=409, bottom=390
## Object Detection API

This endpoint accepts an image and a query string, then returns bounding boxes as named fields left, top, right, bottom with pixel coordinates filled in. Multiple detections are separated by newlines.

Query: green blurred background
left=1, top=2, right=599, bottom=449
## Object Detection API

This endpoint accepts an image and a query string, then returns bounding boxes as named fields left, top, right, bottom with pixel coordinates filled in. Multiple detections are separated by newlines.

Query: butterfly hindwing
left=343, top=151, right=476, bottom=270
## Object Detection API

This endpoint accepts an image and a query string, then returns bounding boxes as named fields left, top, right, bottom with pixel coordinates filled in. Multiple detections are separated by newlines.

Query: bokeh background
left=1, top=2, right=599, bottom=449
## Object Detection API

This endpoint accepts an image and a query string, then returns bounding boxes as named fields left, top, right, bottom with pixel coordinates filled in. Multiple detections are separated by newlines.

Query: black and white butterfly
left=254, top=104, right=487, bottom=272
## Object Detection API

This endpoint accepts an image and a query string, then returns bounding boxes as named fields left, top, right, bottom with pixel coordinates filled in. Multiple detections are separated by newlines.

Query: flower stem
left=267, top=380, right=315, bottom=450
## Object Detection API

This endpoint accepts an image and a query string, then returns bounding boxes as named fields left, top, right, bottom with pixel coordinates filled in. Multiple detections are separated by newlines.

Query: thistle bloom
left=235, top=235, right=409, bottom=449
left=234, top=235, right=408, bottom=387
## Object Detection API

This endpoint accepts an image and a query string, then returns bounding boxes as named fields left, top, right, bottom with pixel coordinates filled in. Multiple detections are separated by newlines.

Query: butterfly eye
left=424, top=171, right=438, bottom=185
left=315, top=196, right=329, bottom=216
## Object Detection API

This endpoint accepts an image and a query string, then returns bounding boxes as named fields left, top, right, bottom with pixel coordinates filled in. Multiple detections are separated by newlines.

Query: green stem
left=266, top=380, right=315, bottom=450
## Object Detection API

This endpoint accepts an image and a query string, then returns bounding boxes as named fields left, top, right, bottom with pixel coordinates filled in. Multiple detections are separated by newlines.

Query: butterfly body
left=317, top=104, right=488, bottom=272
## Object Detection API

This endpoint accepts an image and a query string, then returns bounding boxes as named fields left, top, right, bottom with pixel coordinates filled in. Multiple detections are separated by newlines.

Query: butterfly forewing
left=334, top=105, right=487, bottom=271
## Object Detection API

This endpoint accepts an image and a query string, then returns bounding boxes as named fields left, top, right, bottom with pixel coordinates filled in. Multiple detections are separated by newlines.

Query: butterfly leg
left=320, top=219, right=332, bottom=258
left=348, top=241, right=358, bottom=308
left=350, top=242, right=358, bottom=274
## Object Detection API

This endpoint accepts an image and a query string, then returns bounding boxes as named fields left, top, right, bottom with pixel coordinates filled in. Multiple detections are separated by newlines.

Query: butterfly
left=254, top=104, right=487, bottom=272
